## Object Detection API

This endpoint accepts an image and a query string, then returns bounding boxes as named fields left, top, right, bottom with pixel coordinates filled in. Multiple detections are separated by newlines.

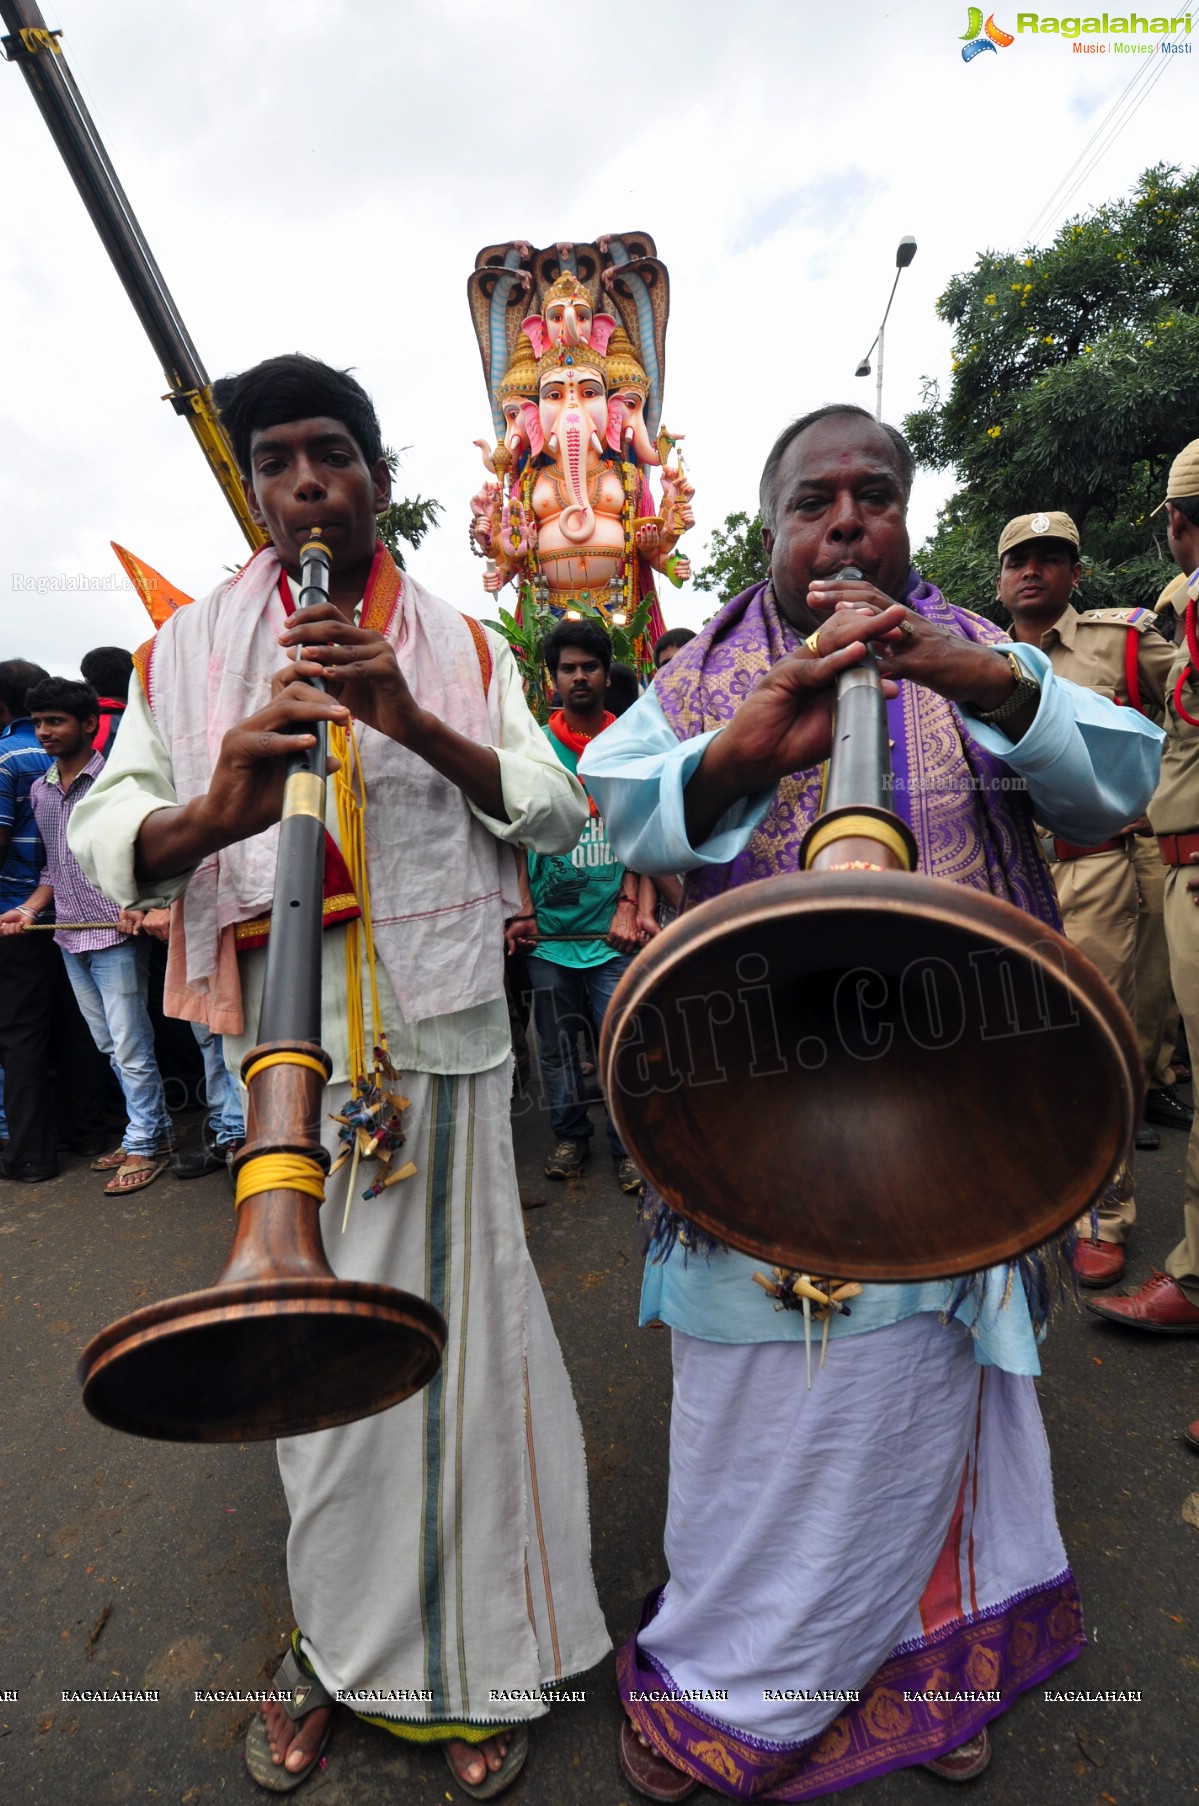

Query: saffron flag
left=111, top=541, right=193, bottom=628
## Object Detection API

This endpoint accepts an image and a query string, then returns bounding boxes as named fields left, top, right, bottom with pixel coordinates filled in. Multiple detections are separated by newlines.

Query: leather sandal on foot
left=244, top=1648, right=335, bottom=1793
left=444, top=1722, right=528, bottom=1800
left=91, top=1144, right=128, bottom=1171
left=923, top=1726, right=991, bottom=1782
left=619, top=1718, right=697, bottom=1801
left=103, top=1154, right=170, bottom=1195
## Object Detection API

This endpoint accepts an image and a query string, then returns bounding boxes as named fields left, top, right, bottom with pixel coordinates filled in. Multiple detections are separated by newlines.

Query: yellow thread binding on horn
left=803, top=813, right=913, bottom=871
left=234, top=1152, right=326, bottom=1211
left=243, top=1051, right=329, bottom=1086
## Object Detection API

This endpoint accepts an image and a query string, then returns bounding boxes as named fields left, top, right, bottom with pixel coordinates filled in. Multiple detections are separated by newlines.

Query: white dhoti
left=620, top=1315, right=1084, bottom=1799
left=279, top=1063, right=609, bottom=1728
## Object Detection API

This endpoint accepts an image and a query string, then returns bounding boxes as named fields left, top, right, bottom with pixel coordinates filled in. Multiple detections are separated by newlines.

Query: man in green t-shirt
left=510, top=621, right=646, bottom=1192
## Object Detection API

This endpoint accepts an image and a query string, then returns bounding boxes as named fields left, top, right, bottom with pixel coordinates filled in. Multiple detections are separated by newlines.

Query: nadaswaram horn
left=600, top=583, right=1141, bottom=1280
left=78, top=532, right=446, bottom=1441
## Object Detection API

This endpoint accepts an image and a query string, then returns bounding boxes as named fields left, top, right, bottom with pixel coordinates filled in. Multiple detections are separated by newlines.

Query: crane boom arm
left=1, top=0, right=265, bottom=549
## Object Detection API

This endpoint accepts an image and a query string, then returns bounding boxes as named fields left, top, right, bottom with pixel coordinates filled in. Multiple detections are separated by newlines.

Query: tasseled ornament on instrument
left=751, top=1270, right=863, bottom=1388
left=327, top=718, right=419, bottom=1230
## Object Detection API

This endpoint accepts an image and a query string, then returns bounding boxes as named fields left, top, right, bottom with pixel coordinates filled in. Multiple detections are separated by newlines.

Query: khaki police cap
left=1150, top=438, right=1199, bottom=515
left=997, top=511, right=1081, bottom=560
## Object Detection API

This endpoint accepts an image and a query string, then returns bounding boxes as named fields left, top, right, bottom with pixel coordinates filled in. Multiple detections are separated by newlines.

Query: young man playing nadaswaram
left=69, top=355, right=609, bottom=1798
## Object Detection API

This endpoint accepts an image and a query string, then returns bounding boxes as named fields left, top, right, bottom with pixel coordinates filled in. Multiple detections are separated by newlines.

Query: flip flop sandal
left=91, top=1145, right=128, bottom=1171
left=618, top=1718, right=697, bottom=1801
left=244, top=1647, right=335, bottom=1793
left=103, top=1155, right=170, bottom=1196
left=444, top=1723, right=529, bottom=1800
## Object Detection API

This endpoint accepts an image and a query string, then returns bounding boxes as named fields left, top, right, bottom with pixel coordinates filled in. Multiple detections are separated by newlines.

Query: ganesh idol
left=466, top=237, right=694, bottom=664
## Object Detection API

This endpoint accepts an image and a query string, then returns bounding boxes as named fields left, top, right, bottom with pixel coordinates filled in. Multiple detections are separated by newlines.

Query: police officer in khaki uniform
left=997, top=510, right=1173, bottom=1287
left=1133, top=571, right=1193, bottom=1126
left=1090, top=440, right=1199, bottom=1350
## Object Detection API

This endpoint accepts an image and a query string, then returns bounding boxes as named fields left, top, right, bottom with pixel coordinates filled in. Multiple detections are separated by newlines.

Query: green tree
left=484, top=591, right=656, bottom=723
left=375, top=447, right=442, bottom=569
left=906, top=163, right=1199, bottom=622
left=692, top=510, right=767, bottom=606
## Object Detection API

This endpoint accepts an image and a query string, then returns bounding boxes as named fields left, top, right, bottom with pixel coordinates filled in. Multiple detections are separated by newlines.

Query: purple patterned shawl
left=655, top=576, right=1061, bottom=929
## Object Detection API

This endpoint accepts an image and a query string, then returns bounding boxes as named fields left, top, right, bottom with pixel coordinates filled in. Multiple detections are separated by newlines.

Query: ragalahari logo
left=961, top=8, right=1015, bottom=58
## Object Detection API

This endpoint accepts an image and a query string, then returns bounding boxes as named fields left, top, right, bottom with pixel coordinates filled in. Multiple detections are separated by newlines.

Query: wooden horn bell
left=78, top=533, right=446, bottom=1442
left=600, top=598, right=1142, bottom=1281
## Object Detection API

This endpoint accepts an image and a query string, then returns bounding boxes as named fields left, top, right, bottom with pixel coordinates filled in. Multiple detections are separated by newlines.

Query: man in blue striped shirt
left=0, top=659, right=54, bottom=1179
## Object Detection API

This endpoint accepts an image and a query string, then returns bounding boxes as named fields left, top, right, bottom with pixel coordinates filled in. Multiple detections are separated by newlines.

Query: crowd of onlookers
left=0, top=649, right=234, bottom=1192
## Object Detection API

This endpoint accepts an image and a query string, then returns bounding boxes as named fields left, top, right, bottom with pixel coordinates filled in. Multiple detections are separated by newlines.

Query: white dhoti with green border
left=278, top=1063, right=609, bottom=1732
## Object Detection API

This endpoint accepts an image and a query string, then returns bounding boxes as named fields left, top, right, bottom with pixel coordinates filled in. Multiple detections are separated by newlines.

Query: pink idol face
left=612, top=388, right=641, bottom=425
left=538, top=369, right=608, bottom=445
left=545, top=298, right=593, bottom=345
left=502, top=398, right=533, bottom=450
left=607, top=387, right=655, bottom=459
left=498, top=397, right=541, bottom=455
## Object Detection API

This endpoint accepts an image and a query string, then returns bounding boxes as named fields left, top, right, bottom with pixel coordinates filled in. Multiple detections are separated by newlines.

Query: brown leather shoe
left=1071, top=1238, right=1126, bottom=1289
left=1086, top=1270, right=1199, bottom=1332
left=923, top=1726, right=991, bottom=1782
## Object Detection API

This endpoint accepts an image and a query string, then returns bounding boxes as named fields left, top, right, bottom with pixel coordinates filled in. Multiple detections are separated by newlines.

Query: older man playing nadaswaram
left=580, top=405, right=1162, bottom=1801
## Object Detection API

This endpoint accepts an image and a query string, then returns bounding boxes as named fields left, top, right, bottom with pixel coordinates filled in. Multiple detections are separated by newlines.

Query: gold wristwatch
left=975, top=650, right=1041, bottom=724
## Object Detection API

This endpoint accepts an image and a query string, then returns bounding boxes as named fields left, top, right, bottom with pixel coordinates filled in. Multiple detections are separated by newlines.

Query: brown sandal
left=103, top=1155, right=170, bottom=1196
left=91, top=1144, right=128, bottom=1171
left=618, top=1719, right=697, bottom=1801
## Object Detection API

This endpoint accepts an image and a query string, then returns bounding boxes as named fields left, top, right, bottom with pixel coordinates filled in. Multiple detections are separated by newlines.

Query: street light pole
left=855, top=236, right=916, bottom=423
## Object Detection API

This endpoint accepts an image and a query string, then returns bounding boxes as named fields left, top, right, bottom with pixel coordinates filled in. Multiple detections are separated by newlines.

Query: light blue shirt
left=581, top=645, right=1163, bottom=879
left=580, top=647, right=1163, bottom=1374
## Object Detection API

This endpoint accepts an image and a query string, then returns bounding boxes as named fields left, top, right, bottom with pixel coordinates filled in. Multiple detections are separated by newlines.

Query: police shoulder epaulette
left=1078, top=607, right=1153, bottom=630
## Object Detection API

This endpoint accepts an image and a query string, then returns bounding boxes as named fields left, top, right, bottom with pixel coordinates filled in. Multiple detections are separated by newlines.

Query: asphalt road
left=2, top=1088, right=1197, bottom=1806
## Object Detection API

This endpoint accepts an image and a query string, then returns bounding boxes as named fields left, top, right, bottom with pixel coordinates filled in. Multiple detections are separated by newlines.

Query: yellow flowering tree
left=905, top=163, right=1199, bottom=618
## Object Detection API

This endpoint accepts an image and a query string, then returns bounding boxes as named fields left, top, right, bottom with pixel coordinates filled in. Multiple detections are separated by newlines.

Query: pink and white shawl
left=138, top=543, right=515, bottom=1025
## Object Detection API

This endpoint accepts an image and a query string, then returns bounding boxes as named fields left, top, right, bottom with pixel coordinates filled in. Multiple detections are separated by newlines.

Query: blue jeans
left=190, top=1022, right=245, bottom=1147
left=527, top=952, right=630, bottom=1158
left=62, top=940, right=172, bottom=1157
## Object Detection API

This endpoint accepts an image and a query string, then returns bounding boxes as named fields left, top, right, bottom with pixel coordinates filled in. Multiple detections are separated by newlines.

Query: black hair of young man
left=542, top=619, right=613, bottom=678
left=26, top=677, right=100, bottom=724
left=0, top=659, right=50, bottom=718
left=606, top=661, right=641, bottom=716
left=653, top=627, right=697, bottom=665
left=213, top=353, right=384, bottom=478
left=80, top=646, right=133, bottom=701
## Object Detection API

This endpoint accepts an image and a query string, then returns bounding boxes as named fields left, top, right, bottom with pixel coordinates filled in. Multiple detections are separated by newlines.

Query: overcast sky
left=2, top=0, right=1196, bottom=676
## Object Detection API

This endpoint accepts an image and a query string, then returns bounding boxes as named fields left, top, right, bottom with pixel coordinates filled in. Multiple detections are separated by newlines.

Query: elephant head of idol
left=496, top=342, right=542, bottom=465
left=604, top=326, right=658, bottom=465
left=537, top=347, right=610, bottom=544
left=521, top=271, right=618, bottom=362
